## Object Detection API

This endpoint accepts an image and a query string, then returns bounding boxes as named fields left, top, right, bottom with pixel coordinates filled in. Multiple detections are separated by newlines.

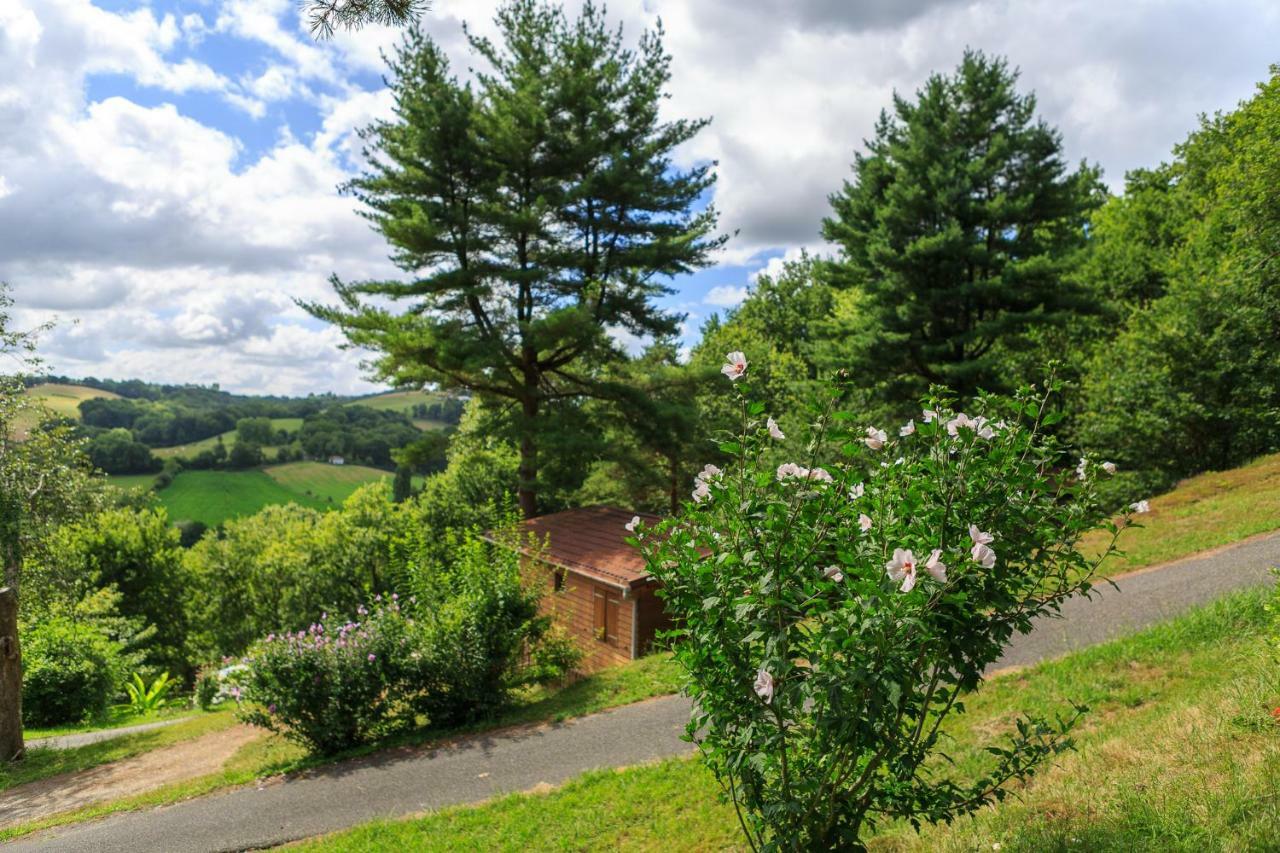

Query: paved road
left=8, top=533, right=1278, bottom=853
left=26, top=718, right=191, bottom=752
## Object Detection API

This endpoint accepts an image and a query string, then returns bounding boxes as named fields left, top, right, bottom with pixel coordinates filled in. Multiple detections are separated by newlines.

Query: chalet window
left=552, top=568, right=565, bottom=593
left=593, top=584, right=620, bottom=646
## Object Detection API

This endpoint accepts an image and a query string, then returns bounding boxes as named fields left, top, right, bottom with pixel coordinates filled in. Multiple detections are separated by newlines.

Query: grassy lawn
left=0, top=654, right=683, bottom=840
left=0, top=712, right=237, bottom=795
left=294, top=590, right=1280, bottom=852
left=263, top=461, right=396, bottom=503
left=1082, top=451, right=1280, bottom=576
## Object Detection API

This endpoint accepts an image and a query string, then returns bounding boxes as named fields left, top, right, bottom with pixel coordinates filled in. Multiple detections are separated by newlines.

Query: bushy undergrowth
left=21, top=616, right=124, bottom=727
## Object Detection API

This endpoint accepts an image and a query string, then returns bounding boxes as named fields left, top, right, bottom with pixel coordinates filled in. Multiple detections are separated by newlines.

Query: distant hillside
left=349, top=389, right=464, bottom=431
left=24, top=382, right=121, bottom=418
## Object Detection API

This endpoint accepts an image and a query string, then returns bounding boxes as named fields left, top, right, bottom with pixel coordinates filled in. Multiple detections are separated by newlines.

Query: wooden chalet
left=506, top=506, right=669, bottom=672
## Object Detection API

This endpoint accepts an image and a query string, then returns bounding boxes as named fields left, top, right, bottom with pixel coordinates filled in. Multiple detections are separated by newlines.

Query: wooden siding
left=535, top=561, right=634, bottom=671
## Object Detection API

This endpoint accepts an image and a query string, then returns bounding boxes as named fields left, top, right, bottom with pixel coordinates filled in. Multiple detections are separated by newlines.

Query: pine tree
left=822, top=50, right=1101, bottom=402
left=306, top=1, right=723, bottom=518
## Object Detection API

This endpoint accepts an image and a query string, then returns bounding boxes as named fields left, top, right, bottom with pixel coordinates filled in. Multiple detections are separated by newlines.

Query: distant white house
left=328, top=455, right=345, bottom=466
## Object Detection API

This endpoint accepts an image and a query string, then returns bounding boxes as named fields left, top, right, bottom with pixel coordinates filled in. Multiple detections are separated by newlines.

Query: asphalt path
left=7, top=533, right=1278, bottom=852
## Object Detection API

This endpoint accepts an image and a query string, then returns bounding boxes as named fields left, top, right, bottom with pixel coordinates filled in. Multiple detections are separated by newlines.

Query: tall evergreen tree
left=306, top=1, right=723, bottom=517
left=823, top=50, right=1101, bottom=402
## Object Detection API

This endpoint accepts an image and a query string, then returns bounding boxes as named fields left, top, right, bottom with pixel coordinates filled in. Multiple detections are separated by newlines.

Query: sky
left=1, top=0, right=1276, bottom=395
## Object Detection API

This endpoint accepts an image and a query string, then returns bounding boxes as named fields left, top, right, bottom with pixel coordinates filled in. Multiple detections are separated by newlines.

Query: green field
left=152, top=417, right=302, bottom=459
left=263, top=461, right=396, bottom=503
left=119, top=462, right=398, bottom=526
left=350, top=389, right=439, bottom=412
left=106, top=473, right=161, bottom=492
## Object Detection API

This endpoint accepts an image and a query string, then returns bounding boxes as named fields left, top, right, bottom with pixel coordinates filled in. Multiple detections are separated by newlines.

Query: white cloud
left=1, top=0, right=1277, bottom=395
left=704, top=285, right=749, bottom=308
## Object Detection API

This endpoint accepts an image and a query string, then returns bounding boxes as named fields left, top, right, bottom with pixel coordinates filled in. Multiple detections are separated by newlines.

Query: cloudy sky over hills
left=1, top=0, right=1275, bottom=394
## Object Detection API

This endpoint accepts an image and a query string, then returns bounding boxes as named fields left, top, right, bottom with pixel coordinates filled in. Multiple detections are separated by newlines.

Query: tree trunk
left=518, top=395, right=539, bottom=519
left=0, top=587, right=22, bottom=762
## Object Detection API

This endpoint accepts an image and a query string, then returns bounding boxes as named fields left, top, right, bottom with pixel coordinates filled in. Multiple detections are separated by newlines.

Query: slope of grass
left=349, top=389, right=440, bottom=413
left=349, top=390, right=449, bottom=430
left=152, top=469, right=329, bottom=526
left=263, top=461, right=394, bottom=503
left=1082, top=451, right=1280, bottom=576
left=0, top=654, right=684, bottom=841
left=23, top=382, right=120, bottom=418
left=295, top=590, right=1280, bottom=852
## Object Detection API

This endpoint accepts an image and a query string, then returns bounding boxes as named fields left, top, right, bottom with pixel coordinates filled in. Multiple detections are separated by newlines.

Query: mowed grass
left=263, top=461, right=395, bottom=503
left=0, top=654, right=684, bottom=841
left=1082, top=451, right=1280, bottom=576
left=107, top=462, right=399, bottom=526
left=296, top=590, right=1280, bottom=853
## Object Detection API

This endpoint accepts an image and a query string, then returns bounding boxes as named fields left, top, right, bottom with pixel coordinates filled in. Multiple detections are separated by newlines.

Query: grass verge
left=1082, top=452, right=1280, bottom=576
left=292, top=589, right=1280, bottom=852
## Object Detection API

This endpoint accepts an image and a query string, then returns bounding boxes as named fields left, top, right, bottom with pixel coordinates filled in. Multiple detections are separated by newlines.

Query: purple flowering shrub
left=238, top=598, right=424, bottom=754
left=636, top=358, right=1142, bottom=851
left=239, top=532, right=545, bottom=755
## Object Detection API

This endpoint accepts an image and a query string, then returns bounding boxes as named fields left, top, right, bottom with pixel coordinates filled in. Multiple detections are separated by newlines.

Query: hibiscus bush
left=636, top=354, right=1142, bottom=851
left=238, top=598, right=425, bottom=755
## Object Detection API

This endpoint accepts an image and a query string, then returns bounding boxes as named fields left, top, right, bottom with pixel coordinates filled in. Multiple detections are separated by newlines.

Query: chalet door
left=592, top=584, right=621, bottom=646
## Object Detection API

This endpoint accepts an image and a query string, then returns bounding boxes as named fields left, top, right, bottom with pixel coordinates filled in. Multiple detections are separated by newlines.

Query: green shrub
left=22, top=617, right=125, bottom=727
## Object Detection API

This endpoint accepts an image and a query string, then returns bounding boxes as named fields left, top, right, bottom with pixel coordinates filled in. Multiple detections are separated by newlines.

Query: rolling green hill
left=109, top=461, right=400, bottom=527
left=263, top=460, right=396, bottom=503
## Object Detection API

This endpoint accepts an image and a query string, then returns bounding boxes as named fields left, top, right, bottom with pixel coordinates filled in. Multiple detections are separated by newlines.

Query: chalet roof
left=504, top=505, right=662, bottom=589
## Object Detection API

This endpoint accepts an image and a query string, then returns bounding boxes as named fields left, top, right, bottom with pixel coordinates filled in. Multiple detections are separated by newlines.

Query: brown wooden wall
left=535, top=561, right=634, bottom=671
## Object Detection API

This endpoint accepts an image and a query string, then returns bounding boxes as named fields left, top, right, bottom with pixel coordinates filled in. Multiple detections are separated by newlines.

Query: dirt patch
left=0, top=724, right=265, bottom=826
